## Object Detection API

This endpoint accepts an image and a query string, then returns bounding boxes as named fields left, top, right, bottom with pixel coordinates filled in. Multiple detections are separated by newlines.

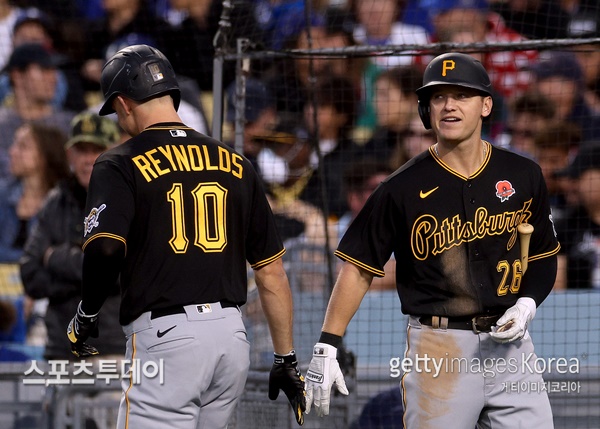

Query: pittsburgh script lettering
left=411, top=200, right=533, bottom=260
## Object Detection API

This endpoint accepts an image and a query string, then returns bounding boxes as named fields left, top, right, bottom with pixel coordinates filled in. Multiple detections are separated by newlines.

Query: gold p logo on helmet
left=416, top=52, right=492, bottom=130
left=442, top=60, right=456, bottom=76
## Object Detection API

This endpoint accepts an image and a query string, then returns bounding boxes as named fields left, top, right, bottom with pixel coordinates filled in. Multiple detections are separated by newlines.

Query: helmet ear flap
left=418, top=99, right=431, bottom=130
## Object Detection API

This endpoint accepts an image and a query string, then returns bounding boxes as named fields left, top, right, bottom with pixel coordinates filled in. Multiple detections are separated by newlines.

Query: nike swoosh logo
left=419, top=187, right=439, bottom=199
left=157, top=325, right=177, bottom=338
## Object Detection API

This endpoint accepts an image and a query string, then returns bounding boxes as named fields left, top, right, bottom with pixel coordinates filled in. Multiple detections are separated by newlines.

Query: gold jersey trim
left=124, top=332, right=136, bottom=429
left=82, top=233, right=127, bottom=252
left=144, top=125, right=194, bottom=131
left=529, top=243, right=561, bottom=262
left=334, top=250, right=385, bottom=277
left=430, top=140, right=492, bottom=180
left=251, top=248, right=286, bottom=269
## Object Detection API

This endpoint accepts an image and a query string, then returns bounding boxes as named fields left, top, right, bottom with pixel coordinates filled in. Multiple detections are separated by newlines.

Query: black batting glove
left=269, top=350, right=306, bottom=426
left=66, top=301, right=100, bottom=358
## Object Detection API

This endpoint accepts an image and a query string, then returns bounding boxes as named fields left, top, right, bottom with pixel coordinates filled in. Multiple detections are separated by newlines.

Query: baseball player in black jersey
left=65, top=45, right=305, bottom=428
left=304, top=53, right=560, bottom=428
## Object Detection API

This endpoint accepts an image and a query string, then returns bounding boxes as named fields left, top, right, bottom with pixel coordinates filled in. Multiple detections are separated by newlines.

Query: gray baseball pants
left=401, top=316, right=554, bottom=429
left=117, top=302, right=250, bottom=429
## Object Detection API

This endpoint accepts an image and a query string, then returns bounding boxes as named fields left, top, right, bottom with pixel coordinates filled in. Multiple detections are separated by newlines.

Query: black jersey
left=336, top=142, right=560, bottom=317
left=82, top=123, right=284, bottom=324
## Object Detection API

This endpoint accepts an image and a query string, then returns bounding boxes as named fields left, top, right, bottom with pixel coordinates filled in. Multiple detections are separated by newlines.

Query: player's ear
left=115, top=95, right=133, bottom=115
left=481, top=96, right=493, bottom=119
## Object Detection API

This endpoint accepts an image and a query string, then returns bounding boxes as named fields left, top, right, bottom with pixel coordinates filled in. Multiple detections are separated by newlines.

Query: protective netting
left=0, top=1, right=599, bottom=428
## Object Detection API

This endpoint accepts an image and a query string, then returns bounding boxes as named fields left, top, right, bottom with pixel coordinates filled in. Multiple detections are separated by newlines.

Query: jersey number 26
left=496, top=259, right=523, bottom=296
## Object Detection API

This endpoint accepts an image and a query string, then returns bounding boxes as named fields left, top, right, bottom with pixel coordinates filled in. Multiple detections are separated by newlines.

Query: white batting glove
left=305, top=342, right=349, bottom=417
left=490, top=297, right=537, bottom=344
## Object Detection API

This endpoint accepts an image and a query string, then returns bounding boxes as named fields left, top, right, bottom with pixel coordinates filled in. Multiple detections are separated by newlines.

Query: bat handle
left=517, top=223, right=534, bottom=274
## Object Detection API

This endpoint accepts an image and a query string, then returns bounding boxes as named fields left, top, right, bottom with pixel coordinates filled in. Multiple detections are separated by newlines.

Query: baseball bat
left=517, top=223, right=534, bottom=274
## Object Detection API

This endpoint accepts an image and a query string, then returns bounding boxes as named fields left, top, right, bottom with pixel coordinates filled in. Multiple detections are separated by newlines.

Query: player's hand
left=490, top=297, right=536, bottom=344
left=269, top=350, right=306, bottom=425
left=66, top=301, right=100, bottom=358
left=305, top=343, right=349, bottom=417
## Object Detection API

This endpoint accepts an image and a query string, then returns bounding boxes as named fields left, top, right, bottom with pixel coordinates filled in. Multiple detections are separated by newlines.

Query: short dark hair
left=343, top=158, right=393, bottom=194
left=511, top=91, right=555, bottom=120
left=534, top=122, right=581, bottom=151
left=313, top=75, right=357, bottom=136
left=23, top=123, right=70, bottom=192
left=376, top=65, right=423, bottom=97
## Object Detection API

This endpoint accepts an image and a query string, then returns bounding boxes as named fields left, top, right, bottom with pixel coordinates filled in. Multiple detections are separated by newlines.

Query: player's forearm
left=81, top=237, right=125, bottom=315
left=322, top=262, right=372, bottom=337
left=254, top=259, right=295, bottom=354
left=518, top=254, right=557, bottom=306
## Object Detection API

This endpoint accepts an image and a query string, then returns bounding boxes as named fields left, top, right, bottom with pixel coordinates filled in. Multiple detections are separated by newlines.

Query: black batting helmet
left=99, top=44, right=180, bottom=116
left=415, top=52, right=492, bottom=129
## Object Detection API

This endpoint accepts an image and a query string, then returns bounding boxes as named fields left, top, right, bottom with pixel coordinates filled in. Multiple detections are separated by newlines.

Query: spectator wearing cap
left=253, top=115, right=334, bottom=247
left=0, top=43, right=77, bottom=180
left=0, top=0, right=23, bottom=70
left=0, top=9, right=87, bottom=112
left=20, top=112, right=125, bottom=360
left=528, top=50, right=600, bottom=143
left=567, top=12, right=600, bottom=113
left=554, top=142, right=600, bottom=289
left=225, top=77, right=277, bottom=173
left=12, top=8, right=55, bottom=48
left=416, top=0, right=538, bottom=101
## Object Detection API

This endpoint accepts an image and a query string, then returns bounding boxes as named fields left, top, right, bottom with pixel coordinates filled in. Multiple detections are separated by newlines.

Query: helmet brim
left=99, top=96, right=116, bottom=116
left=416, top=81, right=492, bottom=100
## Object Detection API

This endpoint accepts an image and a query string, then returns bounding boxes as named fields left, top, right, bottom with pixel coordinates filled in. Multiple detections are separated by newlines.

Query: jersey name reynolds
left=132, top=144, right=244, bottom=182
left=411, top=199, right=533, bottom=260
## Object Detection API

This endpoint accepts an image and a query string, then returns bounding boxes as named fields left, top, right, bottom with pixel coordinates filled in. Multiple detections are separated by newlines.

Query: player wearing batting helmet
left=305, top=52, right=560, bottom=428
left=66, top=44, right=306, bottom=428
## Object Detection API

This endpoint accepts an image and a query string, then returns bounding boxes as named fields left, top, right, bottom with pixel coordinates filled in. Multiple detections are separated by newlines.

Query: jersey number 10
left=167, top=182, right=228, bottom=253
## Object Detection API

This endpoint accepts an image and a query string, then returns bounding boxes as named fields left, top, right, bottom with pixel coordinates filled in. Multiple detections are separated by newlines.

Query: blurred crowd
left=0, top=0, right=599, bottom=373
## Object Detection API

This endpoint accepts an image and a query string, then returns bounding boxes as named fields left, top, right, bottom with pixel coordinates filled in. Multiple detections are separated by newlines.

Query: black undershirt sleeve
left=80, top=237, right=125, bottom=315
left=519, top=254, right=557, bottom=306
left=319, top=332, right=343, bottom=348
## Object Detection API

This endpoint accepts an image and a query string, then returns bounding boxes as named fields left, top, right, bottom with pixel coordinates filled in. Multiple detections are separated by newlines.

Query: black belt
left=151, top=301, right=238, bottom=319
left=419, top=314, right=500, bottom=333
